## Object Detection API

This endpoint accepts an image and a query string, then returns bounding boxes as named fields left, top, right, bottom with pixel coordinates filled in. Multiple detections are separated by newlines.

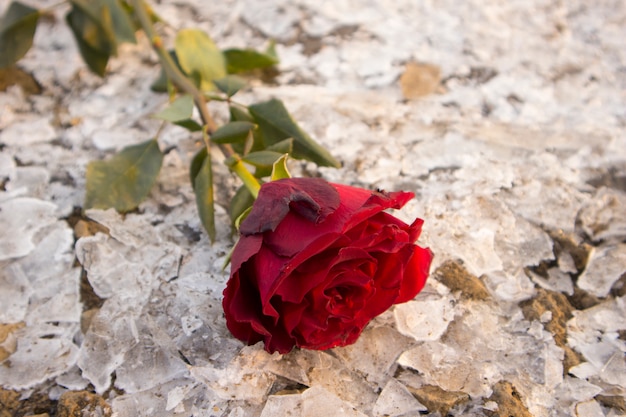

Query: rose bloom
left=223, top=178, right=432, bottom=354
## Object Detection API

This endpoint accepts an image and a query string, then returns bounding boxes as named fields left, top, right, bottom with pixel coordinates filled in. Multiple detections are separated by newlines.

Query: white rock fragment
left=483, top=270, right=536, bottom=302
left=91, top=127, right=149, bottom=151
left=502, top=179, right=588, bottom=233
left=181, top=315, right=204, bottom=336
left=240, top=2, right=300, bottom=41
left=165, top=385, right=191, bottom=412
left=483, top=401, right=498, bottom=412
left=297, top=349, right=378, bottom=412
left=372, top=379, right=427, bottom=417
left=190, top=344, right=276, bottom=403
left=0, top=151, right=16, bottom=180
left=4, top=166, right=50, bottom=198
left=0, top=197, right=57, bottom=261
left=75, top=213, right=182, bottom=300
left=112, top=379, right=206, bottom=417
left=578, top=188, right=626, bottom=242
left=261, top=386, right=368, bottom=417
left=393, top=296, right=457, bottom=342
left=260, top=392, right=303, bottom=417
left=577, top=245, right=626, bottom=298
left=78, top=303, right=143, bottom=393
left=399, top=302, right=564, bottom=398
left=528, top=267, right=574, bottom=296
left=333, top=326, right=413, bottom=388
left=558, top=251, right=578, bottom=274
left=17, top=221, right=80, bottom=324
left=0, top=326, right=80, bottom=389
left=114, top=323, right=189, bottom=393
left=554, top=376, right=602, bottom=411
left=0, top=117, right=56, bottom=146
left=56, top=366, right=90, bottom=391
left=0, top=264, right=33, bottom=322
left=567, top=297, right=626, bottom=387
left=575, top=400, right=605, bottom=417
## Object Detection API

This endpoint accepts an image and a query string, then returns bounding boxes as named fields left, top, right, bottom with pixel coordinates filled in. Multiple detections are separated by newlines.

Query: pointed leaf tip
left=190, top=148, right=216, bottom=242
left=248, top=98, right=340, bottom=168
left=175, top=28, right=226, bottom=91
left=0, top=2, right=40, bottom=68
left=271, top=154, right=291, bottom=181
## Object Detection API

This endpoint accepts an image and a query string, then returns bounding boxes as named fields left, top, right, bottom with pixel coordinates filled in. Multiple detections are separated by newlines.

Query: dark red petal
left=349, top=221, right=411, bottom=254
left=266, top=232, right=345, bottom=304
left=407, top=217, right=424, bottom=242
left=223, top=265, right=299, bottom=354
left=395, top=245, right=433, bottom=304
left=263, top=185, right=373, bottom=258
left=239, top=178, right=340, bottom=235
left=222, top=269, right=267, bottom=344
left=229, top=235, right=263, bottom=277
left=336, top=186, right=415, bottom=232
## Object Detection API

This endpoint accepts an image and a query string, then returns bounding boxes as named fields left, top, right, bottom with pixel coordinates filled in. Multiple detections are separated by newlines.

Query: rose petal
left=229, top=234, right=263, bottom=277
left=264, top=184, right=376, bottom=258
left=336, top=186, right=415, bottom=232
left=222, top=271, right=266, bottom=344
left=396, top=245, right=433, bottom=303
left=275, top=243, right=371, bottom=304
left=240, top=178, right=340, bottom=235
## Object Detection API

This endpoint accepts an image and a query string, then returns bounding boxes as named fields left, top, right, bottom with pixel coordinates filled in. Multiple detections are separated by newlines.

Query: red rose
left=222, top=178, right=433, bottom=354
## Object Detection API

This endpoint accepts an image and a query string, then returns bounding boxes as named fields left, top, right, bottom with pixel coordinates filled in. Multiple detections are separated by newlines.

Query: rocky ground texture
left=1, top=0, right=625, bottom=416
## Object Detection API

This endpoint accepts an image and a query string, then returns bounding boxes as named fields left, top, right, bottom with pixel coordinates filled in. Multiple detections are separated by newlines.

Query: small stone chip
left=407, top=384, right=470, bottom=415
left=485, top=381, right=533, bottom=417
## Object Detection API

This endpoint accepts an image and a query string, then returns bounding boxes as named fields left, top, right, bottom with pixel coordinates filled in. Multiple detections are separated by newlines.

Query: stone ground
left=1, top=0, right=625, bottom=416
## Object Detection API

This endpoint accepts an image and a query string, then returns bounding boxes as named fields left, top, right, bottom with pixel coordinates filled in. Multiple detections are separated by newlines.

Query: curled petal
left=240, top=178, right=340, bottom=235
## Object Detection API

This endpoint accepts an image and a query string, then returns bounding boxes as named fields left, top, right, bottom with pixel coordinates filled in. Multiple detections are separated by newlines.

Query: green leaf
left=248, top=98, right=340, bottom=168
left=0, top=2, right=40, bottom=68
left=223, top=47, right=279, bottom=73
left=153, top=94, right=194, bottom=122
left=266, top=138, right=293, bottom=154
left=228, top=185, right=254, bottom=226
left=68, top=0, right=117, bottom=53
left=66, top=1, right=117, bottom=76
left=229, top=105, right=254, bottom=123
left=211, top=121, right=255, bottom=144
left=241, top=150, right=284, bottom=168
left=213, top=75, right=246, bottom=97
left=102, top=0, right=136, bottom=44
left=190, top=148, right=216, bottom=242
left=189, top=146, right=205, bottom=184
left=175, top=29, right=226, bottom=91
left=152, top=94, right=202, bottom=131
left=85, top=138, right=163, bottom=212
left=271, top=154, right=291, bottom=181
left=234, top=206, right=252, bottom=230
left=228, top=105, right=262, bottom=155
left=173, top=119, right=203, bottom=132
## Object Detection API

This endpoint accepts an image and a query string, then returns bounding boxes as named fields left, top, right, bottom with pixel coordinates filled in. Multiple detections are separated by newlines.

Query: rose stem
left=130, top=0, right=261, bottom=198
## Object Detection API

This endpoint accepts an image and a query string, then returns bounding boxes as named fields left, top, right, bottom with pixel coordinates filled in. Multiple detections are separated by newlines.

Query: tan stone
left=485, top=381, right=533, bottom=417
left=434, top=259, right=490, bottom=301
left=57, top=391, right=111, bottom=417
left=407, top=384, right=469, bottom=415
left=399, top=62, right=441, bottom=99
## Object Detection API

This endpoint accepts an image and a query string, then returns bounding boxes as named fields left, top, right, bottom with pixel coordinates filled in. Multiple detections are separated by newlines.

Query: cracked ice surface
left=1, top=0, right=626, bottom=416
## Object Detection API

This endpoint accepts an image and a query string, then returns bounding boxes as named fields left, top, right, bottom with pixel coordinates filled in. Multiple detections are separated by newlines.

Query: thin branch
left=129, top=0, right=261, bottom=196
